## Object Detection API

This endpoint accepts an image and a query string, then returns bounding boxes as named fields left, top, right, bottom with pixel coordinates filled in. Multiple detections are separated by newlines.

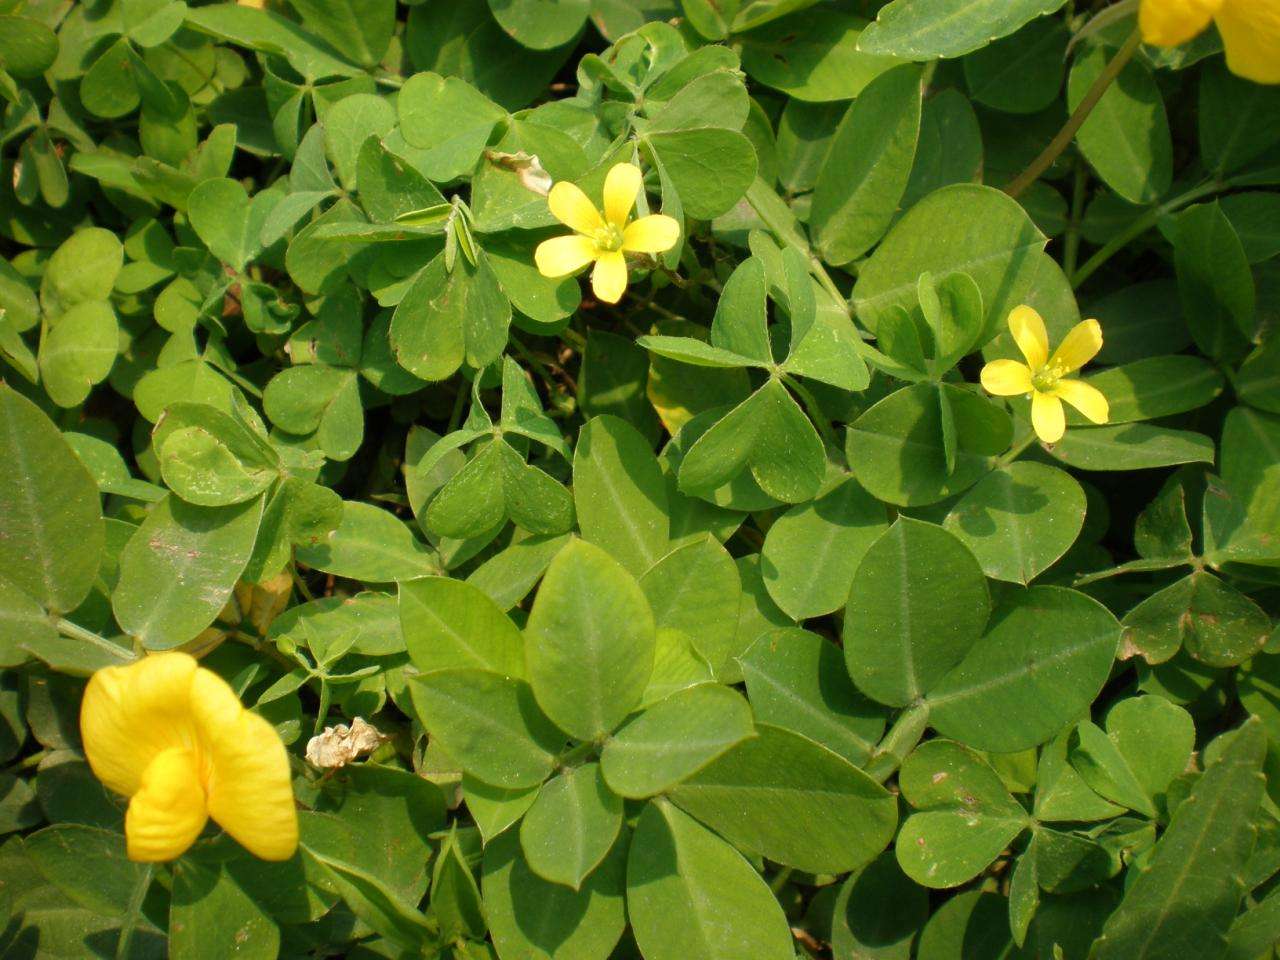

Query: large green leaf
left=524, top=540, right=655, bottom=741
left=925, top=586, right=1120, bottom=752
left=112, top=495, right=263, bottom=650
left=669, top=724, right=897, bottom=873
left=627, top=799, right=794, bottom=960
left=844, top=518, right=991, bottom=707
left=0, top=385, right=104, bottom=614
left=858, top=0, right=1066, bottom=59
left=519, top=763, right=622, bottom=890
left=400, top=575, right=525, bottom=676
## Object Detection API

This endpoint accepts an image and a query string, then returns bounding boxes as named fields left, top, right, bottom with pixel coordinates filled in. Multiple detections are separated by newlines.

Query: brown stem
left=1003, top=28, right=1143, bottom=200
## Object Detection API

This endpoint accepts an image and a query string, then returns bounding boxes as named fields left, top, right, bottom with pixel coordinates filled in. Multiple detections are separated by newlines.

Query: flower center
left=593, top=223, right=624, bottom=252
left=1031, top=363, right=1066, bottom=393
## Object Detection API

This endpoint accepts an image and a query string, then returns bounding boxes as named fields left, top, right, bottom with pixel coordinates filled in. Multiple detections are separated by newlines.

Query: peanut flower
left=1139, top=0, right=1280, bottom=84
left=80, top=652, right=298, bottom=863
left=980, top=305, right=1110, bottom=445
left=534, top=162, right=679, bottom=305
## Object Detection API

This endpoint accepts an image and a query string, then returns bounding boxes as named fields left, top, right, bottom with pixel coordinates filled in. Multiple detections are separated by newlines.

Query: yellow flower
left=1139, top=0, right=1280, bottom=84
left=80, top=652, right=298, bottom=863
left=980, top=306, right=1110, bottom=445
left=534, top=162, right=680, bottom=305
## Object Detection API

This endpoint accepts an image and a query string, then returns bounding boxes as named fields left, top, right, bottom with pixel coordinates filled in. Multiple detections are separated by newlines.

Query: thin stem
left=783, top=373, right=838, bottom=452
left=313, top=681, right=332, bottom=738
left=997, top=430, right=1039, bottom=467
left=1071, top=178, right=1224, bottom=287
left=1063, top=158, right=1089, bottom=279
left=56, top=618, right=136, bottom=662
left=1004, top=28, right=1143, bottom=200
left=290, top=563, right=316, bottom=603
left=115, top=864, right=154, bottom=960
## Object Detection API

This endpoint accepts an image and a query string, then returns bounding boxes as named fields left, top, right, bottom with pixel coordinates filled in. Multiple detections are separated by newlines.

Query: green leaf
left=524, top=539, right=655, bottom=740
left=408, top=669, right=566, bottom=789
left=679, top=378, right=826, bottom=504
left=112, top=495, right=263, bottom=649
left=1046, top=422, right=1215, bottom=471
left=847, top=383, right=1010, bottom=507
left=0, top=15, right=58, bottom=78
left=38, top=301, right=119, bottom=409
left=520, top=763, right=622, bottom=890
left=288, top=0, right=395, bottom=68
left=1198, top=59, right=1280, bottom=176
left=669, top=724, right=897, bottom=873
left=1069, top=44, right=1172, bottom=204
left=185, top=3, right=363, bottom=81
left=852, top=184, right=1048, bottom=340
left=811, top=64, right=922, bottom=265
left=599, top=683, right=755, bottom=798
left=25, top=824, right=147, bottom=918
left=639, top=537, right=741, bottom=675
left=302, top=846, right=435, bottom=953
left=431, top=828, right=485, bottom=942
left=1074, top=355, right=1224, bottom=425
left=187, top=177, right=270, bottom=272
left=483, top=827, right=628, bottom=960
left=573, top=415, right=669, bottom=577
left=844, top=517, right=991, bottom=707
left=400, top=575, right=524, bottom=676
left=858, top=0, right=1066, bottom=59
left=263, top=365, right=364, bottom=462
left=627, top=799, right=795, bottom=960
left=943, top=461, right=1086, bottom=584
left=0, top=386, right=104, bottom=614
left=295, top=500, right=440, bottom=582
left=155, top=403, right=280, bottom=507
left=397, top=72, right=507, bottom=181
left=925, top=586, right=1120, bottom=752
left=896, top=739, right=1030, bottom=888
left=762, top=476, right=888, bottom=620
left=463, top=774, right=540, bottom=844
left=644, top=128, right=757, bottom=220
left=963, top=17, right=1069, bottom=114
left=739, top=8, right=900, bottom=103
left=739, top=628, right=884, bottom=767
left=1092, top=720, right=1267, bottom=960
left=0, top=576, right=58, bottom=667
left=390, top=249, right=512, bottom=382
left=171, top=858, right=280, bottom=960
left=1120, top=572, right=1270, bottom=668
left=487, top=0, right=589, bottom=50
left=1171, top=201, right=1255, bottom=360
left=832, top=852, right=930, bottom=959
left=40, top=227, right=123, bottom=317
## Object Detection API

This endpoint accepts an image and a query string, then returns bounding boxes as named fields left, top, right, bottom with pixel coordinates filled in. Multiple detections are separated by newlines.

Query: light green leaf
left=639, top=537, right=741, bottom=675
left=858, top=0, right=1066, bottom=59
left=38, top=301, right=118, bottom=408
left=171, top=858, right=280, bottom=960
left=295, top=501, right=440, bottom=582
left=524, top=539, right=656, bottom=740
left=520, top=763, right=622, bottom=890
left=400, top=575, right=524, bottom=676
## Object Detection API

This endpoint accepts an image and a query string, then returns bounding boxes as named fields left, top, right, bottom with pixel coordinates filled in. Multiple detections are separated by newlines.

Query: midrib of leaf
left=585, top=446, right=662, bottom=573
left=404, top=590, right=495, bottom=671
left=926, top=630, right=1109, bottom=708
left=744, top=668, right=878, bottom=755
left=855, top=238, right=1045, bottom=316
left=897, top=530, right=921, bottom=700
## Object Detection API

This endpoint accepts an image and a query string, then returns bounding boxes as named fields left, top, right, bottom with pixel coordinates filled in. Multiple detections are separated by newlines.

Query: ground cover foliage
left=1, top=0, right=1280, bottom=958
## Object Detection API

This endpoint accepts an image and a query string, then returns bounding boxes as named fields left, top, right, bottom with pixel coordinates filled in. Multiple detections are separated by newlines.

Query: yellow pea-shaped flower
left=980, top=305, right=1110, bottom=445
left=80, top=652, right=298, bottom=863
left=1139, top=0, right=1280, bottom=84
left=534, top=162, right=680, bottom=305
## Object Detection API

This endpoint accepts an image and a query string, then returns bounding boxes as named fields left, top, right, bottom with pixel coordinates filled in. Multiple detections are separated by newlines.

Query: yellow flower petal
left=1139, top=0, right=1224, bottom=46
left=1008, top=305, right=1049, bottom=370
left=1049, top=319, right=1103, bottom=374
left=622, top=214, right=680, bottom=254
left=191, top=669, right=298, bottom=862
left=1052, top=378, right=1110, bottom=424
left=81, top=653, right=201, bottom=797
left=535, top=235, right=598, bottom=278
left=547, top=181, right=604, bottom=235
left=980, top=359, right=1034, bottom=397
left=125, top=747, right=208, bottom=862
left=591, top=250, right=628, bottom=304
left=1215, top=0, right=1280, bottom=84
left=1031, top=390, right=1067, bottom=444
left=602, top=163, right=643, bottom=229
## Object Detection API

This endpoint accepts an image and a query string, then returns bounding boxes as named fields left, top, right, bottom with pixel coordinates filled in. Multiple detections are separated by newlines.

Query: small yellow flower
left=534, top=162, right=680, bottom=305
left=80, top=652, right=298, bottom=863
left=1140, top=0, right=1280, bottom=84
left=981, top=305, right=1110, bottom=445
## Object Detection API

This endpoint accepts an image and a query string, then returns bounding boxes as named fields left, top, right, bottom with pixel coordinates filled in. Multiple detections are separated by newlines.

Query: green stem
left=865, top=702, right=931, bottom=784
left=1004, top=28, right=1143, bottom=200
left=1063, top=158, right=1089, bottom=279
left=290, top=563, right=316, bottom=604
left=769, top=867, right=794, bottom=895
left=313, top=681, right=332, bottom=738
left=997, top=429, right=1039, bottom=467
left=1070, top=178, right=1224, bottom=287
left=744, top=182, right=853, bottom=320
left=56, top=618, right=136, bottom=662
left=556, top=739, right=599, bottom=770
left=115, top=864, right=154, bottom=960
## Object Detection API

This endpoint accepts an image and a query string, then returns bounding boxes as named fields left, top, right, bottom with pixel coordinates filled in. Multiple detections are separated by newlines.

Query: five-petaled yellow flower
left=80, top=652, right=298, bottom=863
left=534, top=162, right=679, bottom=305
left=1140, top=0, right=1280, bottom=84
left=981, top=306, right=1110, bottom=445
